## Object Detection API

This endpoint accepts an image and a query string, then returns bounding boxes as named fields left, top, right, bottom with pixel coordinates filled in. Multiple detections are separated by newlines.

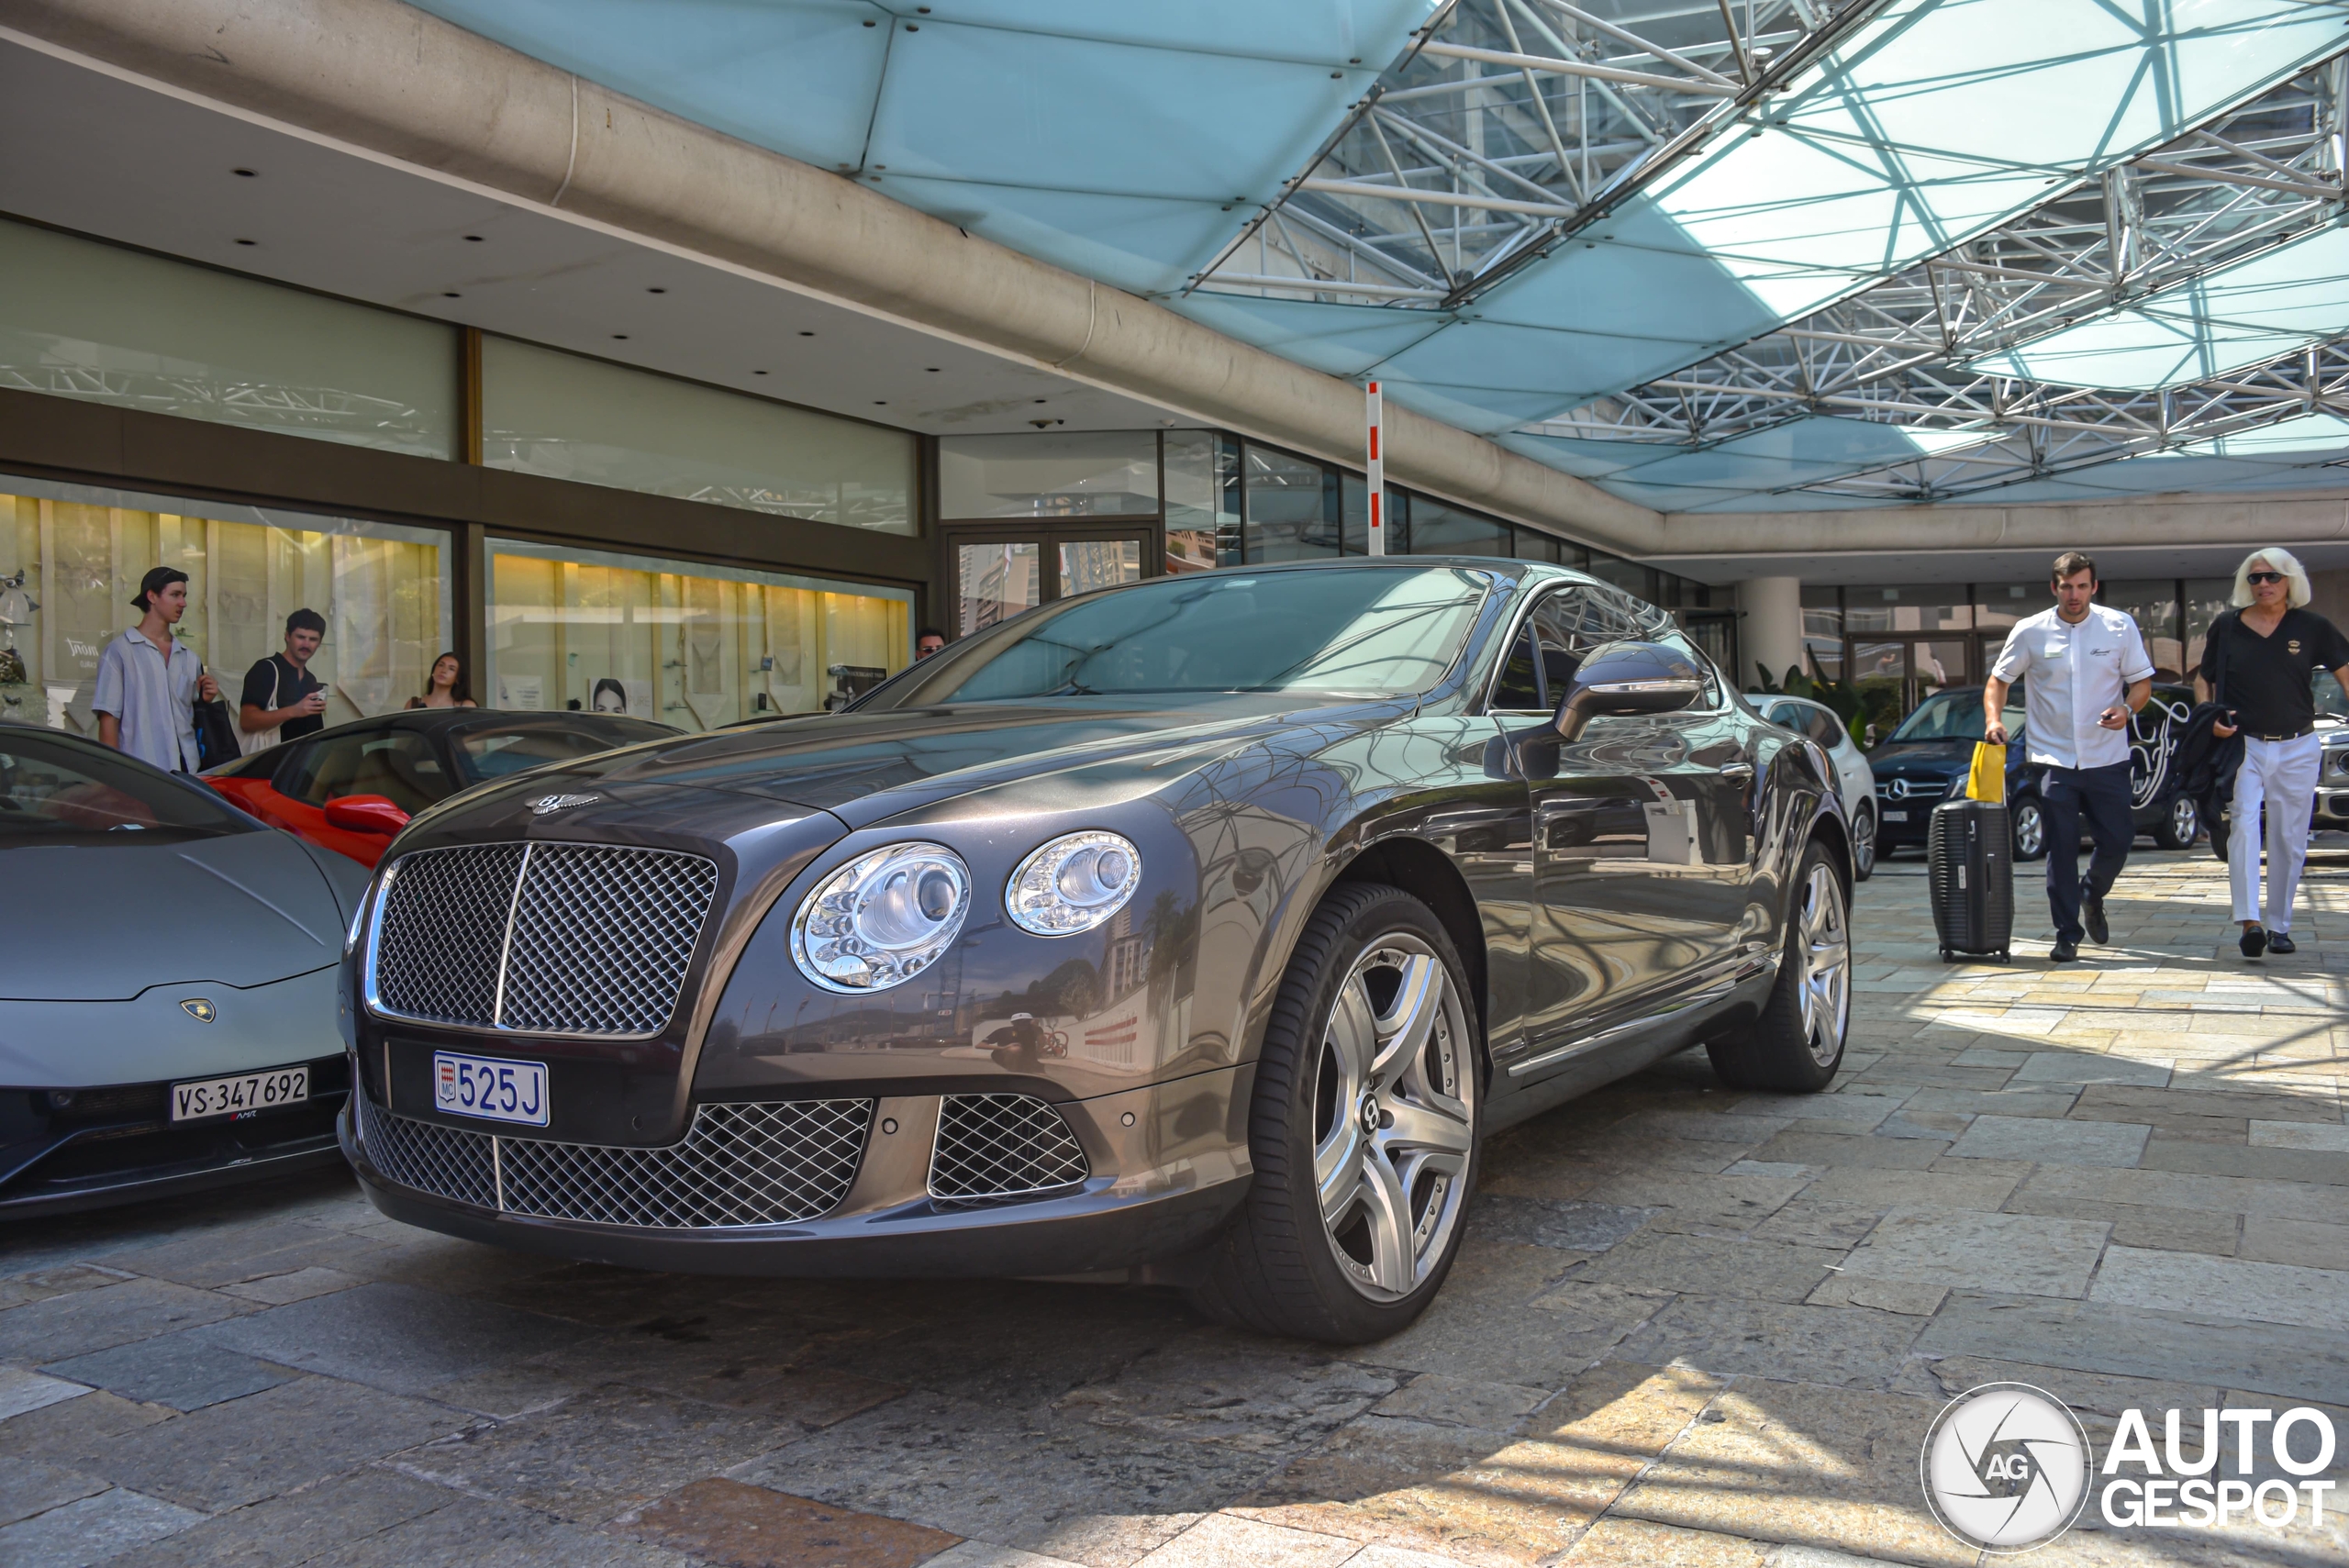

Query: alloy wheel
left=1851, top=805, right=1876, bottom=878
left=1797, top=862, right=1852, bottom=1066
left=2013, top=799, right=2044, bottom=859
left=2170, top=795, right=2198, bottom=844
left=1310, top=935, right=1475, bottom=1302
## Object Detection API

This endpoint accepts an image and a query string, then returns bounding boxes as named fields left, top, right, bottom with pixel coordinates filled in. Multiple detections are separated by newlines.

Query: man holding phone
left=1982, top=552, right=2154, bottom=962
left=239, top=608, right=329, bottom=752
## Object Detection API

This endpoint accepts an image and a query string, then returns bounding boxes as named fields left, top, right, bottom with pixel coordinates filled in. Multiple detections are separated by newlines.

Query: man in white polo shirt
left=1982, top=552, right=2154, bottom=962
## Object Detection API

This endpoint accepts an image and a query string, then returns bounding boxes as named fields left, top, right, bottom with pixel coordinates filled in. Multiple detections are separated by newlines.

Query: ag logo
left=181, top=998, right=217, bottom=1023
left=1920, top=1383, right=2091, bottom=1552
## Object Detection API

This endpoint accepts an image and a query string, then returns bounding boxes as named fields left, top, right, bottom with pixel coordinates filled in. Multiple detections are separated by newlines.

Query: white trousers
left=2230, top=732, right=2321, bottom=929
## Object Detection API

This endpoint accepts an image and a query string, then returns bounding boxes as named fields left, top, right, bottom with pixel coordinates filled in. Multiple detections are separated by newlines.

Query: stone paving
left=4, top=845, right=2347, bottom=1568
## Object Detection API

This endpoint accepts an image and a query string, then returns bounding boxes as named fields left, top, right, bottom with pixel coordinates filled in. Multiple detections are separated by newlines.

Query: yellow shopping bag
left=1966, top=741, right=2006, bottom=804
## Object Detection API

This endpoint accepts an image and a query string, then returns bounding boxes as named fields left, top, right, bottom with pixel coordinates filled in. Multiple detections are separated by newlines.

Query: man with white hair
left=2199, top=547, right=2349, bottom=957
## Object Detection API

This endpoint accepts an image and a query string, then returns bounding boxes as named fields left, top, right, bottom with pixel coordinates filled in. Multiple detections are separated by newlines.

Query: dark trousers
left=2039, top=762, right=2134, bottom=941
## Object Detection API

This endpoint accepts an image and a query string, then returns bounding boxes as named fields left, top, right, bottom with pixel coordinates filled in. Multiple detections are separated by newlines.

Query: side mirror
left=1554, top=639, right=1705, bottom=741
left=324, top=794, right=410, bottom=835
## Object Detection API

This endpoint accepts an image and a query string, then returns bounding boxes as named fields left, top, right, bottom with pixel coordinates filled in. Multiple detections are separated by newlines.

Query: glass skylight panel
left=1970, top=223, right=2349, bottom=387
left=2179, top=410, right=2349, bottom=455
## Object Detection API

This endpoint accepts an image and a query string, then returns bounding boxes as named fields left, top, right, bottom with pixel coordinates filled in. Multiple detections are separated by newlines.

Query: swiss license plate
left=432, top=1050, right=549, bottom=1127
left=1882, top=809, right=1909, bottom=822
left=172, top=1065, right=308, bottom=1122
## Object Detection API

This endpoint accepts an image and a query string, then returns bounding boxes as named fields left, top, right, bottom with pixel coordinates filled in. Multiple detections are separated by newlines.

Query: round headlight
left=1007, top=830, right=1142, bottom=936
left=790, top=841, right=972, bottom=993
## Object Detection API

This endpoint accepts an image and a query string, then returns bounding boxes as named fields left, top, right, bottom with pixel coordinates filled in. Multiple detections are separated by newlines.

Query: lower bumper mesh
left=929, top=1094, right=1090, bottom=1205
left=355, top=1093, right=872, bottom=1228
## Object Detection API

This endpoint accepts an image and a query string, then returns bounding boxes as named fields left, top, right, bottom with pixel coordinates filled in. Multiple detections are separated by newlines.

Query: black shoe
left=2268, top=932, right=2298, bottom=955
left=2241, top=926, right=2267, bottom=959
left=2051, top=940, right=2079, bottom=962
left=2082, top=886, right=2109, bottom=946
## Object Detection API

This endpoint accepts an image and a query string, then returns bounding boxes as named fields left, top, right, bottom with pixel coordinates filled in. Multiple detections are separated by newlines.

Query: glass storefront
left=487, top=539, right=911, bottom=725
left=1, top=478, right=449, bottom=740
left=483, top=337, right=916, bottom=533
left=938, top=433, right=1157, bottom=519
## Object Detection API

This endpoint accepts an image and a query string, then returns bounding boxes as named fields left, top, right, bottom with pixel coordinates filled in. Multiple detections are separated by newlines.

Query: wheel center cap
left=1359, top=1092, right=1381, bottom=1138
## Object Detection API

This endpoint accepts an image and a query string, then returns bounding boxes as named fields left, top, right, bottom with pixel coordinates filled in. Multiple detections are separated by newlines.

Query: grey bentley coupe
left=341, top=560, right=1854, bottom=1342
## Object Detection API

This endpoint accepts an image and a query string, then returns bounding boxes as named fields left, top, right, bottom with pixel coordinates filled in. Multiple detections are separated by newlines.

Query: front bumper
left=343, top=1064, right=1253, bottom=1279
left=0, top=1054, right=351, bottom=1218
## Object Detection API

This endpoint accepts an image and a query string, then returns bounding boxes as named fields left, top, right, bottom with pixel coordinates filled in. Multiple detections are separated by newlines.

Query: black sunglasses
left=2245, top=571, right=2287, bottom=585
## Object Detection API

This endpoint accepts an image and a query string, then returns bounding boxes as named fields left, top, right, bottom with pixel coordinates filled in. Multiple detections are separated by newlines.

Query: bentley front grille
left=929, top=1094, right=1090, bottom=1205
left=356, top=1093, right=873, bottom=1228
left=369, top=842, right=719, bottom=1038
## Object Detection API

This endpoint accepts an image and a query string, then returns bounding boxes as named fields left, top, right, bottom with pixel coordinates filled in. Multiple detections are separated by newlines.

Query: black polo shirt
left=2198, top=608, right=2349, bottom=738
left=240, top=654, right=327, bottom=742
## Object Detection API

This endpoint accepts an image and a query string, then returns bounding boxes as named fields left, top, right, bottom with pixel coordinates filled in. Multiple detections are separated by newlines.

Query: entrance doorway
left=947, top=525, right=1154, bottom=639
left=1845, top=637, right=1975, bottom=739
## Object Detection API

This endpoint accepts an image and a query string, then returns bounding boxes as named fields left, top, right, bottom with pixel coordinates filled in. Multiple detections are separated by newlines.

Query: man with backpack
left=2199, top=548, right=2349, bottom=958
left=1982, top=552, right=2154, bottom=962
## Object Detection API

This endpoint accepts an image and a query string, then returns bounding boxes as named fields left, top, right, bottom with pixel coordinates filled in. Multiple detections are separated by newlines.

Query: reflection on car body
left=340, top=562, right=1854, bottom=1342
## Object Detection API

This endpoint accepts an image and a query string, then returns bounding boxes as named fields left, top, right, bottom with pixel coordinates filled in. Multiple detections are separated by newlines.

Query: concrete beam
left=5, top=0, right=1667, bottom=555
left=1657, top=491, right=2349, bottom=565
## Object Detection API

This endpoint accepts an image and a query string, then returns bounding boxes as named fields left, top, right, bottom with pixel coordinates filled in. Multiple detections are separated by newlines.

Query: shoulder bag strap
left=2214, top=612, right=2232, bottom=708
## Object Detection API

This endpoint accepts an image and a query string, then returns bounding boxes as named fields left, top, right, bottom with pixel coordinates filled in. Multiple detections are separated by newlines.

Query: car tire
left=1706, top=840, right=1851, bottom=1094
left=1186, top=882, right=1480, bottom=1344
left=2011, top=794, right=2047, bottom=862
left=2152, top=792, right=2199, bottom=851
left=1850, top=803, right=1876, bottom=883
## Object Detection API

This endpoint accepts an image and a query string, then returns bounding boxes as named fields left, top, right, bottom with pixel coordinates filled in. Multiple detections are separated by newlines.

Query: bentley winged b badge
left=527, top=793, right=602, bottom=817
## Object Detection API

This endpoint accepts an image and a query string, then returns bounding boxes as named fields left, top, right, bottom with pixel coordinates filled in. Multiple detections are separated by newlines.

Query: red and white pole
left=1365, top=380, right=1385, bottom=557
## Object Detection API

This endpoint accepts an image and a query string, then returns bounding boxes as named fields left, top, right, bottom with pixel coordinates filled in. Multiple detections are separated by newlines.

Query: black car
left=1867, top=684, right=2201, bottom=860
left=339, top=561, right=1854, bottom=1342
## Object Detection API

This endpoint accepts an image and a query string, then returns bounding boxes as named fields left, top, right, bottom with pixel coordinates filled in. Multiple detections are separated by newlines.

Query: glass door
left=1845, top=637, right=1977, bottom=743
left=948, top=525, right=1152, bottom=640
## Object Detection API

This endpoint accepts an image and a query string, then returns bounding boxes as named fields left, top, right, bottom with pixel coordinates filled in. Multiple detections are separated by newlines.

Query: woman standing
left=2199, top=549, right=2349, bottom=957
left=406, top=651, right=477, bottom=710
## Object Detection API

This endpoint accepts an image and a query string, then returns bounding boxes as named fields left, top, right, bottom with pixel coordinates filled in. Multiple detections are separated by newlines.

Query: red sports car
left=204, top=708, right=677, bottom=866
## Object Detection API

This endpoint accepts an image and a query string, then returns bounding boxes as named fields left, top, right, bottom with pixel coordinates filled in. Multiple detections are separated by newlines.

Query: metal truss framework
left=1188, top=0, right=1861, bottom=304
left=1530, top=58, right=2349, bottom=500
left=1191, top=0, right=2349, bottom=506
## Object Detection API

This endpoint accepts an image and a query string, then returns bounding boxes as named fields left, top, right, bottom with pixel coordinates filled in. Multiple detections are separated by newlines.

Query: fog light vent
left=929, top=1094, right=1090, bottom=1205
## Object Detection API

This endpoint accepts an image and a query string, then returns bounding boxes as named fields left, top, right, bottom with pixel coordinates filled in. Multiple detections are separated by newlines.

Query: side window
left=1530, top=586, right=1645, bottom=698
left=279, top=728, right=448, bottom=814
left=1490, top=623, right=1543, bottom=710
left=1806, top=708, right=1844, bottom=750
left=1654, top=628, right=1725, bottom=710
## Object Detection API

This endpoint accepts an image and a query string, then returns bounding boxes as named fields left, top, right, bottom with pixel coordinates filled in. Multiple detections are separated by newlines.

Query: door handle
left=1720, top=762, right=1755, bottom=780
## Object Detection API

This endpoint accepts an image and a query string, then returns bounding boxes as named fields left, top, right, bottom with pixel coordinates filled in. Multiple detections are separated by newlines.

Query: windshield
left=0, top=731, right=253, bottom=841
left=1890, top=692, right=2024, bottom=744
left=452, top=718, right=676, bottom=784
left=874, top=567, right=1489, bottom=706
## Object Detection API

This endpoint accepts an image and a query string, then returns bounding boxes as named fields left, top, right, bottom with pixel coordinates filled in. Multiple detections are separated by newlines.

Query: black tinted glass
left=1492, top=625, right=1542, bottom=709
left=281, top=728, right=449, bottom=812
left=878, top=567, right=1489, bottom=705
left=0, top=732, right=250, bottom=840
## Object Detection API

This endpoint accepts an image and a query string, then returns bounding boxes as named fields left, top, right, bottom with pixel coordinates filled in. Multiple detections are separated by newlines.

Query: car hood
left=2, top=830, right=351, bottom=1000
left=1865, top=740, right=1975, bottom=774
left=483, top=695, right=1394, bottom=832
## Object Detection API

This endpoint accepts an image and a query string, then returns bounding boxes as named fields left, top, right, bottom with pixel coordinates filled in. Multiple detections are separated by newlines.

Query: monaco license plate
left=432, top=1050, right=549, bottom=1127
left=172, top=1065, right=308, bottom=1123
left=1882, top=809, right=1909, bottom=822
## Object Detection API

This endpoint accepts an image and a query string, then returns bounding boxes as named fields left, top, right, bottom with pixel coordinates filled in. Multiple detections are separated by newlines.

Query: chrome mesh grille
left=369, top=842, right=719, bottom=1038
left=373, top=845, right=526, bottom=1027
left=356, top=1091, right=495, bottom=1207
left=930, top=1094, right=1090, bottom=1204
left=357, top=1092, right=872, bottom=1228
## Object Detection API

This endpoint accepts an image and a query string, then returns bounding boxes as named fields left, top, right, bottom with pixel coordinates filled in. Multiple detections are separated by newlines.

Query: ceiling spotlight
left=234, top=238, right=256, bottom=246
left=463, top=234, right=484, bottom=242
left=443, top=291, right=461, bottom=298
left=925, top=367, right=941, bottom=373
left=799, top=330, right=816, bottom=337
left=753, top=370, right=769, bottom=375
left=647, top=286, right=666, bottom=294
left=613, top=333, right=629, bottom=339
left=232, top=168, right=256, bottom=177
left=1034, top=399, right=1047, bottom=405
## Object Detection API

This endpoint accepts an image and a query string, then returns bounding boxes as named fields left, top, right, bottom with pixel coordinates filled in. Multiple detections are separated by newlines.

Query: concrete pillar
left=1739, top=576, right=1804, bottom=690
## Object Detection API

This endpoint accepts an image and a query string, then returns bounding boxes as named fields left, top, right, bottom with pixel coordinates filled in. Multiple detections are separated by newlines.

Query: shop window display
left=0, top=479, right=448, bottom=740
left=488, top=540, right=910, bottom=727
